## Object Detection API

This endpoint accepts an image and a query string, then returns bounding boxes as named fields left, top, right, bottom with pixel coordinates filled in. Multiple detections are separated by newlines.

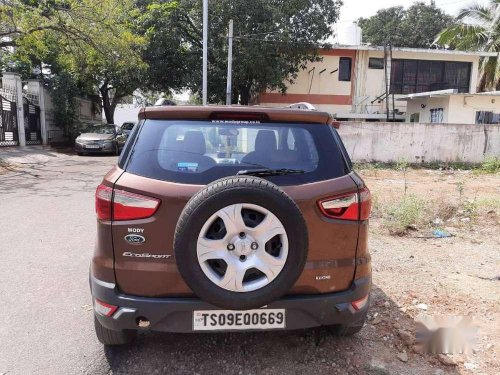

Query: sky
left=337, top=0, right=488, bottom=23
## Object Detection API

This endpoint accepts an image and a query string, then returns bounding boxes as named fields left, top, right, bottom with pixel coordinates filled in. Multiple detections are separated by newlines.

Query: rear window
left=123, top=120, right=347, bottom=185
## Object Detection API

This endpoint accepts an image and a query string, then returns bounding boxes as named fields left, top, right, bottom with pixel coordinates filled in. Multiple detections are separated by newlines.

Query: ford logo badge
left=124, top=234, right=146, bottom=245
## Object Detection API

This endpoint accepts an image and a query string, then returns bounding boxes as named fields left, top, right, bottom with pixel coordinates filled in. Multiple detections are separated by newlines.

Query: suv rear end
left=90, top=106, right=371, bottom=345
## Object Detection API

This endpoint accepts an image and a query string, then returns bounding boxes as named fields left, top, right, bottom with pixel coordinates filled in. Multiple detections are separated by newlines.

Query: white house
left=397, top=89, right=500, bottom=124
left=258, top=45, right=498, bottom=122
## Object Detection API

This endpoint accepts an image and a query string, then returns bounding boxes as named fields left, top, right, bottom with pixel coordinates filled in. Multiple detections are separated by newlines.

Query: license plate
left=85, top=144, right=100, bottom=149
left=193, top=309, right=285, bottom=331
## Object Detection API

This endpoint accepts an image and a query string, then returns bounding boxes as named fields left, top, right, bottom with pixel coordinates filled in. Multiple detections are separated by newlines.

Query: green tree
left=49, top=71, right=80, bottom=138
left=1, top=0, right=148, bottom=123
left=436, top=0, right=500, bottom=91
left=141, top=0, right=342, bottom=104
left=358, top=2, right=454, bottom=48
left=1, top=0, right=124, bottom=49
left=135, top=0, right=188, bottom=95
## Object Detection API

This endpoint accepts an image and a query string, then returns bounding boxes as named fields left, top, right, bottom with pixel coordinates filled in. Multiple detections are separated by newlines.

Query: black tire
left=113, top=143, right=120, bottom=156
left=94, top=315, right=136, bottom=346
left=329, top=310, right=368, bottom=337
left=174, top=176, right=308, bottom=310
left=330, top=323, right=365, bottom=336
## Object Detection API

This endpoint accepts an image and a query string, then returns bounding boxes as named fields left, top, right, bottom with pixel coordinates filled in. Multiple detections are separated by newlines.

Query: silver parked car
left=75, top=124, right=127, bottom=155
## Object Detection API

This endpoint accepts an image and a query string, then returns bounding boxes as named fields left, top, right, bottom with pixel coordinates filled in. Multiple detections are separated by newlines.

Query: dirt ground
left=358, top=166, right=500, bottom=375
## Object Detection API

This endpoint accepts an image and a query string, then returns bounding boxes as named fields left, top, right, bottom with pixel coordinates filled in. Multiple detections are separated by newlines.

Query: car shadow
left=102, top=285, right=461, bottom=375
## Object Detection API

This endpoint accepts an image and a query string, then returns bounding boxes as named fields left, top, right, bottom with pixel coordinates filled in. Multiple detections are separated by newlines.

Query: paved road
left=0, top=148, right=116, bottom=374
left=0, top=147, right=452, bottom=375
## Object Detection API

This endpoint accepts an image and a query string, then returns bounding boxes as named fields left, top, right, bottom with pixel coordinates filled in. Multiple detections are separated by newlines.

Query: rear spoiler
left=139, top=105, right=335, bottom=126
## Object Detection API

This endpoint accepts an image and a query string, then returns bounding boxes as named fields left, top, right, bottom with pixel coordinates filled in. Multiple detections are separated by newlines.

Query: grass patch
left=383, top=194, right=427, bottom=235
left=370, top=192, right=382, bottom=218
left=475, top=197, right=500, bottom=213
left=478, top=156, right=500, bottom=174
left=353, top=161, right=481, bottom=171
left=461, top=199, right=477, bottom=217
left=420, top=161, right=478, bottom=171
left=352, top=162, right=389, bottom=171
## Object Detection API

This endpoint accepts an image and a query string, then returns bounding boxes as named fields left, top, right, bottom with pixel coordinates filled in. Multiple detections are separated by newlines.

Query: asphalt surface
left=0, top=147, right=458, bottom=375
left=0, top=148, right=115, bottom=374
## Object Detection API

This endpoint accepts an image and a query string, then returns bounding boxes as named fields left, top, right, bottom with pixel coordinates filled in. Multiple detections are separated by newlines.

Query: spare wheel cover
left=173, top=176, right=308, bottom=310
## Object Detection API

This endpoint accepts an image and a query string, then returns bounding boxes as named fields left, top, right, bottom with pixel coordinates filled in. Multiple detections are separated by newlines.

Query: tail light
left=351, top=295, right=369, bottom=311
left=94, top=298, right=118, bottom=317
left=317, top=187, right=371, bottom=221
left=95, top=184, right=160, bottom=221
left=95, top=185, right=113, bottom=220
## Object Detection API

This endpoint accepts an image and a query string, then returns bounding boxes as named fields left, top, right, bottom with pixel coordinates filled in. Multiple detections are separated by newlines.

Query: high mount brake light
left=95, top=184, right=160, bottom=221
left=317, top=187, right=371, bottom=221
left=209, top=111, right=270, bottom=122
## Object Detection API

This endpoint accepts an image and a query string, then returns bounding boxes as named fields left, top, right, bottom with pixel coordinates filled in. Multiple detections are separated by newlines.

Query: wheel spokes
left=250, top=213, right=286, bottom=243
left=197, top=203, right=289, bottom=293
left=220, top=261, right=245, bottom=292
left=197, top=238, right=227, bottom=262
left=253, top=252, right=286, bottom=281
left=217, top=203, right=246, bottom=235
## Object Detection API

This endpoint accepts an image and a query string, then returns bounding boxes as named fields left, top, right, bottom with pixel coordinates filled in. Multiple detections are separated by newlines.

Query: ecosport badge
left=122, top=252, right=171, bottom=259
left=124, top=234, right=146, bottom=245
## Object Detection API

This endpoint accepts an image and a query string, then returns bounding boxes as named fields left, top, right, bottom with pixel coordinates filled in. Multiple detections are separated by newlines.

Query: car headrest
left=255, top=130, right=277, bottom=153
left=182, top=130, right=206, bottom=155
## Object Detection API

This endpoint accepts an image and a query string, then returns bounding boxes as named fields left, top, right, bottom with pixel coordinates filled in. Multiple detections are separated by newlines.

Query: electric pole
left=202, top=0, right=208, bottom=105
left=226, top=19, right=234, bottom=105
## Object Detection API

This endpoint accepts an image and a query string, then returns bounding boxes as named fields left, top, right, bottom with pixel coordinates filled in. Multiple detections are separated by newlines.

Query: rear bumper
left=90, top=274, right=371, bottom=333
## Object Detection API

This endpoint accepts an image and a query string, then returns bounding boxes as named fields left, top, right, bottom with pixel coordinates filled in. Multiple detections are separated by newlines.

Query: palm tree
left=436, top=0, right=500, bottom=91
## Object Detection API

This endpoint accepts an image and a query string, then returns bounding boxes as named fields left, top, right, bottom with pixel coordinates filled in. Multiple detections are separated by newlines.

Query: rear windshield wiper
left=236, top=168, right=305, bottom=177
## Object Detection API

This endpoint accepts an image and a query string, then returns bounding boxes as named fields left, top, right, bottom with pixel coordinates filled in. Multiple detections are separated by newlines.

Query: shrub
left=383, top=194, right=426, bottom=235
left=461, top=199, right=477, bottom=217
left=480, top=156, right=500, bottom=174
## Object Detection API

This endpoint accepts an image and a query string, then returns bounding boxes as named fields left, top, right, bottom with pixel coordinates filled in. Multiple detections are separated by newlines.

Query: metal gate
left=23, top=97, right=41, bottom=145
left=0, top=95, right=19, bottom=146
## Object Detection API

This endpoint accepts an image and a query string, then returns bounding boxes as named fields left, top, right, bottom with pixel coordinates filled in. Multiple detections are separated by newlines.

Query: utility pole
left=202, top=0, right=208, bottom=105
left=226, top=19, right=234, bottom=105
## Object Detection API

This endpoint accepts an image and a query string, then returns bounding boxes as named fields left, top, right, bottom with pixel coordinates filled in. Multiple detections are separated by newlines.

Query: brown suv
left=90, top=105, right=372, bottom=345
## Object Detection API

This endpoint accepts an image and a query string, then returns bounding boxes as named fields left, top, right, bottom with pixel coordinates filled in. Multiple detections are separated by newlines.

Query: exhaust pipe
left=136, top=317, right=150, bottom=328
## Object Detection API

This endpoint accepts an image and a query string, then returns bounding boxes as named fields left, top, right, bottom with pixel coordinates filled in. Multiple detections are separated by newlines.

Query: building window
left=368, top=58, right=384, bottom=69
left=409, top=113, right=420, bottom=123
left=390, top=59, right=471, bottom=94
left=476, top=111, right=500, bottom=124
left=339, top=57, right=352, bottom=81
left=430, top=108, right=444, bottom=123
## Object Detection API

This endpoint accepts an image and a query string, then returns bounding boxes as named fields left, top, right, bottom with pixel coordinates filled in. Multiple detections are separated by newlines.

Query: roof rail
left=285, top=102, right=316, bottom=110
